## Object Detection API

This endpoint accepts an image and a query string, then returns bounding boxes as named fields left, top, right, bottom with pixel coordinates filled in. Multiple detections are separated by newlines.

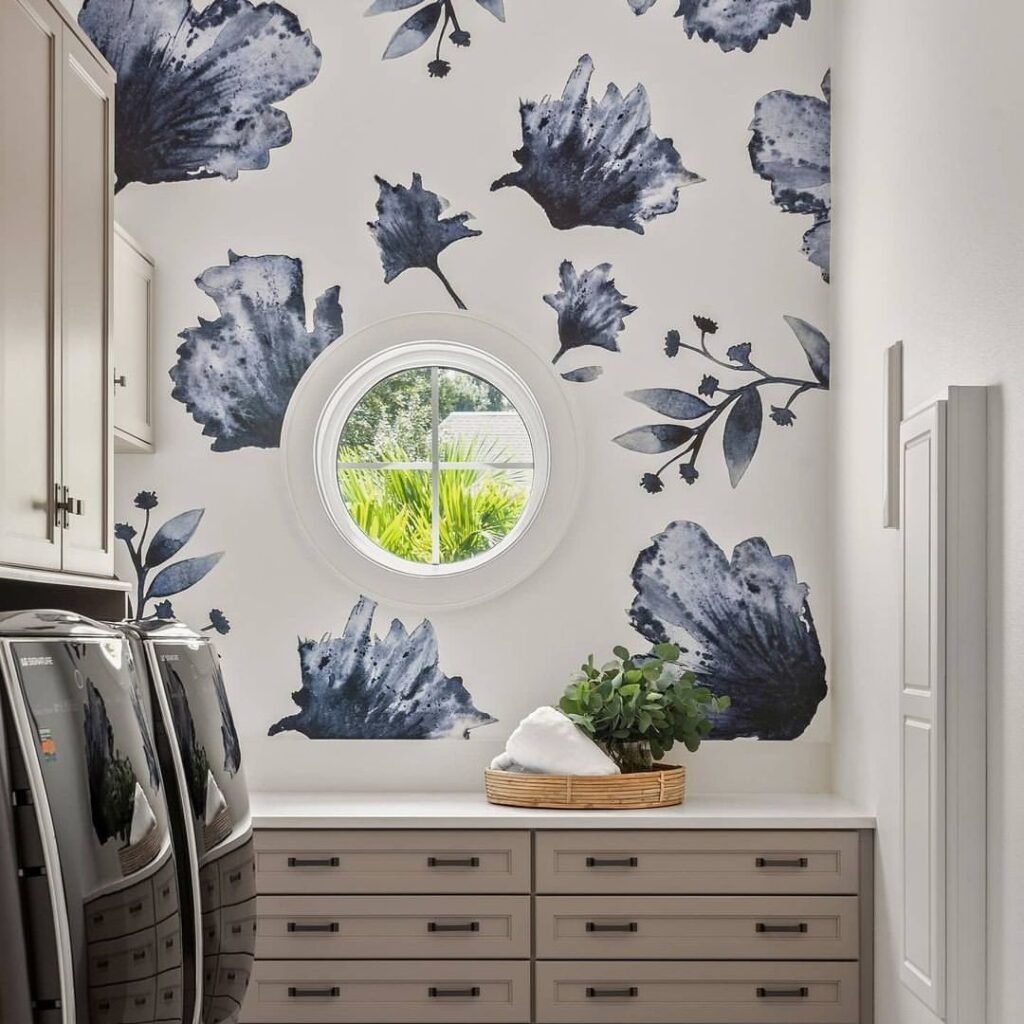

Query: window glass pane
left=338, top=367, right=433, bottom=463
left=337, top=467, right=433, bottom=563
left=437, top=368, right=532, bottom=466
left=437, top=468, right=533, bottom=565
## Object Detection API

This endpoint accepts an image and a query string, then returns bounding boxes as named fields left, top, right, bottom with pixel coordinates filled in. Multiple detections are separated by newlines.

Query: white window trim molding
left=280, top=312, right=583, bottom=609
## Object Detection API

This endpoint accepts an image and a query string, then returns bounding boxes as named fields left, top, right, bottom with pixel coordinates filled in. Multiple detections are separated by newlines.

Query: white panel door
left=0, top=0, right=63, bottom=570
left=113, top=225, right=155, bottom=451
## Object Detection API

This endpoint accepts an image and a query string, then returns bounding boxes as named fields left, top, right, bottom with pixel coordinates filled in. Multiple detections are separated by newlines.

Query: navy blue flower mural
left=561, top=366, right=604, bottom=383
left=78, top=0, right=322, bottom=192
left=116, top=491, right=227, bottom=623
left=614, top=313, right=829, bottom=492
left=544, top=261, right=636, bottom=370
left=171, top=252, right=343, bottom=451
left=491, top=55, right=702, bottom=233
left=750, top=71, right=831, bottom=280
left=367, top=0, right=505, bottom=78
left=268, top=596, right=496, bottom=739
left=629, top=0, right=811, bottom=53
left=629, top=520, right=827, bottom=739
left=369, top=173, right=481, bottom=309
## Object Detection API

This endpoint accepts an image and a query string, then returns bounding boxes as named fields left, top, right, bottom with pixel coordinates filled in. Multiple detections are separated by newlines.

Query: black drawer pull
left=587, top=987, right=638, bottom=998
left=756, top=856, right=809, bottom=868
left=127, top=901, right=144, bottom=913
left=133, top=996, right=148, bottom=1007
left=429, top=986, right=480, bottom=998
left=91, top=913, right=105, bottom=925
left=164, top=937, right=175, bottom=949
left=288, top=986, right=340, bottom=999
left=160, top=885, right=171, bottom=898
left=586, top=856, right=638, bottom=868
left=230, top=924, right=243, bottom=934
left=162, top=989, right=175, bottom=1001
left=132, top=950, right=147, bottom=961
left=288, top=921, right=340, bottom=933
left=756, top=922, right=808, bottom=933
left=95, top=958, right=109, bottom=969
left=427, top=856, right=480, bottom=867
left=287, top=856, right=340, bottom=868
left=428, top=921, right=480, bottom=932
left=586, top=921, right=639, bottom=933
left=225, top=971, right=236, bottom=981
left=757, top=986, right=809, bottom=999
left=227, top=870, right=243, bottom=883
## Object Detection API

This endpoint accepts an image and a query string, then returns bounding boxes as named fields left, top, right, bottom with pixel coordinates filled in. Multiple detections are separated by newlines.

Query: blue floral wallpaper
left=101, top=0, right=833, bottom=780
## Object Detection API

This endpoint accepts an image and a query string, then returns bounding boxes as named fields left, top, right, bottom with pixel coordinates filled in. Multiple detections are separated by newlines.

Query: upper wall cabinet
left=113, top=225, right=155, bottom=454
left=0, top=0, right=115, bottom=578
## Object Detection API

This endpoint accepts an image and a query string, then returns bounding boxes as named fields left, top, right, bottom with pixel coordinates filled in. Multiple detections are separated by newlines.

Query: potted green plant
left=558, top=643, right=730, bottom=774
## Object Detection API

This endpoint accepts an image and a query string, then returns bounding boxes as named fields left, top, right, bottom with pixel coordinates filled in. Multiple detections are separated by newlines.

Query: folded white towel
left=204, top=770, right=228, bottom=826
left=128, top=782, right=157, bottom=846
left=489, top=706, right=619, bottom=776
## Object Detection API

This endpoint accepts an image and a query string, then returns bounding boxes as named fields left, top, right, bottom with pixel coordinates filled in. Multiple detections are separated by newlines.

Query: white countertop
left=249, top=791, right=874, bottom=830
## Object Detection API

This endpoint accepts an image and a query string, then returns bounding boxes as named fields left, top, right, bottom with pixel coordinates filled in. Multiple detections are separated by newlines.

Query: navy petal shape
left=146, top=553, right=224, bottom=600
left=561, top=366, right=604, bottom=383
left=78, top=0, right=322, bottom=191
left=369, top=173, right=482, bottom=309
left=749, top=71, right=831, bottom=279
left=674, top=0, right=811, bottom=53
left=170, top=252, right=343, bottom=451
left=268, top=597, right=496, bottom=739
left=629, top=520, right=827, bottom=739
left=491, top=55, right=703, bottom=233
left=145, top=509, right=204, bottom=568
left=544, top=261, right=636, bottom=363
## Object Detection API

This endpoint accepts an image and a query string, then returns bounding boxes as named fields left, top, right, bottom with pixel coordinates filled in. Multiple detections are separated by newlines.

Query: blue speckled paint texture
left=544, top=261, right=636, bottom=364
left=631, top=0, right=812, bottom=53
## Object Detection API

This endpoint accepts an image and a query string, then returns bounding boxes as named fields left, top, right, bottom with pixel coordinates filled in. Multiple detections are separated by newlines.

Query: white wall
left=831, top=2, right=1024, bottom=1021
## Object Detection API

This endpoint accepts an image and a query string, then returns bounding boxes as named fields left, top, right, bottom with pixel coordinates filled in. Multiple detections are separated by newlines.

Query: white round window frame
left=281, top=312, right=583, bottom=609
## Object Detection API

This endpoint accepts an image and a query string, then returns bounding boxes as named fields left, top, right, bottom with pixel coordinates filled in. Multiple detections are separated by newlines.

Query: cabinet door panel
left=0, top=0, right=62, bottom=570
left=59, top=32, right=113, bottom=575
left=113, top=226, right=154, bottom=450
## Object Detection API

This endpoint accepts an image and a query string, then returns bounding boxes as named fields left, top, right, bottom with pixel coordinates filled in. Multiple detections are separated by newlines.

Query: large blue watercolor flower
left=630, top=0, right=812, bottom=53
left=750, top=71, right=831, bottom=280
left=544, top=261, right=636, bottom=364
left=268, top=597, right=496, bottom=739
left=629, top=520, right=827, bottom=739
left=369, top=173, right=482, bottom=309
left=170, top=252, right=343, bottom=451
left=78, top=0, right=321, bottom=191
left=491, top=55, right=702, bottom=233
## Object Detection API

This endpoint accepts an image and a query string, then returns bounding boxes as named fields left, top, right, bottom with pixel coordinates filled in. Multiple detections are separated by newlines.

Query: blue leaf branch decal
left=145, top=509, right=204, bottom=568
left=367, top=0, right=505, bottom=77
left=369, top=173, right=481, bottom=308
left=544, top=261, right=636, bottom=364
left=492, top=55, right=702, bottom=233
left=78, top=0, right=322, bottom=191
left=561, top=366, right=604, bottom=383
left=630, top=0, right=812, bottom=53
left=146, top=554, right=224, bottom=602
left=615, top=313, right=830, bottom=492
left=750, top=72, right=831, bottom=280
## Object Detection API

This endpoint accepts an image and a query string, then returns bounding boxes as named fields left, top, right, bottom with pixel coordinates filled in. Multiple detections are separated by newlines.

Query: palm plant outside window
left=337, top=366, right=534, bottom=567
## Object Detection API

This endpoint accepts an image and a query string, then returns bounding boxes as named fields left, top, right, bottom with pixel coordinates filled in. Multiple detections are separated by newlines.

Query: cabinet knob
left=114, top=373, right=127, bottom=388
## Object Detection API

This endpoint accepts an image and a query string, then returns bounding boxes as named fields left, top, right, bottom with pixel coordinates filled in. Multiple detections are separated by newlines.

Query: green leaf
left=612, top=645, right=630, bottom=661
left=652, top=642, right=680, bottom=661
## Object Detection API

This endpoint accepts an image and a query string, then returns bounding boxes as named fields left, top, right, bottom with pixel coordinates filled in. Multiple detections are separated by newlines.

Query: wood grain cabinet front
left=256, top=894, right=531, bottom=959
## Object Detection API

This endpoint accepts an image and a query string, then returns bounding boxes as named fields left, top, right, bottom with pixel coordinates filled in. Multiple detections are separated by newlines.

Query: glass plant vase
left=615, top=740, right=654, bottom=774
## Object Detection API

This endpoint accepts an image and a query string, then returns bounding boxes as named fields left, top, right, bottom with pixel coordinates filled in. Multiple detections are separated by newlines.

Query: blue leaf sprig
left=115, top=492, right=226, bottom=624
left=366, top=0, right=505, bottom=78
left=614, top=314, right=830, bottom=493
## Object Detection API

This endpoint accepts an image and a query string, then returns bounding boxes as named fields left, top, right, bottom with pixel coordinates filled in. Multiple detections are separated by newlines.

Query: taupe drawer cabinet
left=240, top=816, right=872, bottom=1024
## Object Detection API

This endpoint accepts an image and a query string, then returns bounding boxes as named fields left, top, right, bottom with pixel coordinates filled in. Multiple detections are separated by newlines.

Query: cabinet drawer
left=156, top=913, right=182, bottom=973
left=535, top=960, right=859, bottom=1023
left=535, top=831, right=859, bottom=894
left=256, top=895, right=531, bottom=959
left=536, top=896, right=859, bottom=960
left=87, top=926, right=157, bottom=986
left=85, top=879, right=155, bottom=942
left=152, top=857, right=178, bottom=922
left=214, top=952, right=253, bottom=1003
left=88, top=976, right=158, bottom=1024
left=156, top=967, right=183, bottom=1021
left=219, top=836, right=257, bottom=906
left=221, top=897, right=258, bottom=953
left=242, top=959, right=531, bottom=1023
left=256, top=830, right=531, bottom=894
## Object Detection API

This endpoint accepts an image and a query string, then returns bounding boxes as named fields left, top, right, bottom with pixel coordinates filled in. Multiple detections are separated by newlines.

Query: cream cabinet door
left=0, top=0, right=63, bottom=570
left=113, top=225, right=155, bottom=452
left=58, top=29, right=114, bottom=576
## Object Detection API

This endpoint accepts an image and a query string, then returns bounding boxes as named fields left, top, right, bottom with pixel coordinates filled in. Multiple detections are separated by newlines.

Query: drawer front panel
left=241, top=959, right=531, bottom=1023
left=535, top=960, right=859, bottom=1024
left=87, top=927, right=157, bottom=986
left=257, top=895, right=531, bottom=959
left=536, top=896, right=859, bottom=960
left=156, top=967, right=183, bottom=1021
left=85, top=879, right=155, bottom=943
left=219, top=836, right=258, bottom=906
left=221, top=897, right=258, bottom=953
left=535, top=831, right=859, bottom=894
left=256, top=830, right=531, bottom=894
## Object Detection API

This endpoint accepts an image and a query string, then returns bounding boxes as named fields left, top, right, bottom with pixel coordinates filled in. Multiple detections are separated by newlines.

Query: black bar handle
left=756, top=922, right=809, bottom=933
left=228, top=870, right=243, bottom=883
left=428, top=921, right=480, bottom=932
left=288, top=986, right=340, bottom=999
left=586, top=921, right=639, bottom=933
left=586, top=856, right=638, bottom=868
left=429, top=986, right=481, bottom=998
left=757, top=986, right=810, bottom=998
left=755, top=856, right=809, bottom=869
left=288, top=921, right=340, bottom=933
left=287, top=856, right=340, bottom=868
left=427, top=856, right=480, bottom=868
left=586, top=987, right=639, bottom=998
left=127, top=901, right=143, bottom=914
